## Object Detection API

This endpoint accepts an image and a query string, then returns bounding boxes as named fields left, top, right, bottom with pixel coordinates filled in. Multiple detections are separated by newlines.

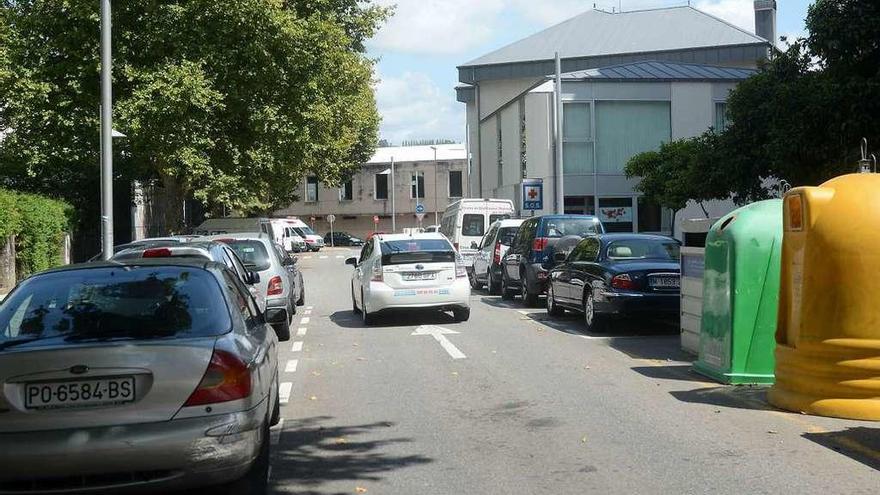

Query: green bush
left=0, top=188, right=73, bottom=278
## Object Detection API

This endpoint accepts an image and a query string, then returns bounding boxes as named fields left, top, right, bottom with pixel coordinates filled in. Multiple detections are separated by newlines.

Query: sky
left=366, top=0, right=814, bottom=145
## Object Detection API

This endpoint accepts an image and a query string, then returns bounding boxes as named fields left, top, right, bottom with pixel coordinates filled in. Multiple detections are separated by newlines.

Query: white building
left=277, top=144, right=468, bottom=238
left=456, top=3, right=777, bottom=238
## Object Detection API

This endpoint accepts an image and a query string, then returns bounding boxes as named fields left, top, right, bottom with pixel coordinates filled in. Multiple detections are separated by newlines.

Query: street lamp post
left=380, top=158, right=396, bottom=233
left=431, top=145, right=439, bottom=225
left=100, top=0, right=114, bottom=260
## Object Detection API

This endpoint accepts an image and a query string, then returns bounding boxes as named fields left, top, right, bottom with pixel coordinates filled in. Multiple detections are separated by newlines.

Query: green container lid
left=694, top=199, right=782, bottom=385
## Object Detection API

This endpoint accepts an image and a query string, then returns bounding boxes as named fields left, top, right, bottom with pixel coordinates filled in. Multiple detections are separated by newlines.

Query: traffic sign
left=326, top=214, right=336, bottom=223
left=416, top=203, right=425, bottom=214
left=522, top=178, right=544, bottom=211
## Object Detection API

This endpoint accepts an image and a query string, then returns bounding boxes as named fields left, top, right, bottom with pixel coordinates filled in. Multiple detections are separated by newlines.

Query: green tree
left=625, top=0, right=880, bottom=210
left=0, top=0, right=387, bottom=232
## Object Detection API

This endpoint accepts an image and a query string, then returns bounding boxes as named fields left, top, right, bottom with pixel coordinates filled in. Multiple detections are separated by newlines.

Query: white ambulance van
left=439, top=199, right=515, bottom=264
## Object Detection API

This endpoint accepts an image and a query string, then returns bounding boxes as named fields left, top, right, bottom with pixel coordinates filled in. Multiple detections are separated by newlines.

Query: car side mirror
left=345, top=257, right=358, bottom=266
left=470, top=241, right=479, bottom=249
left=245, top=271, right=261, bottom=285
left=554, top=252, right=567, bottom=263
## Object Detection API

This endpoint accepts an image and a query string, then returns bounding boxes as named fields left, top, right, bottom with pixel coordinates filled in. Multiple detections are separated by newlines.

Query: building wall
left=466, top=100, right=480, bottom=198
left=479, top=117, right=498, bottom=197
left=477, top=77, right=544, bottom=119
left=277, top=159, right=468, bottom=239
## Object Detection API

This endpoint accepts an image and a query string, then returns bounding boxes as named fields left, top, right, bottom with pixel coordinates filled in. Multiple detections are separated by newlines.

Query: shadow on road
left=669, top=385, right=773, bottom=411
left=803, top=427, right=880, bottom=472
left=631, top=364, right=713, bottom=383
left=329, top=310, right=460, bottom=329
left=270, top=416, right=433, bottom=494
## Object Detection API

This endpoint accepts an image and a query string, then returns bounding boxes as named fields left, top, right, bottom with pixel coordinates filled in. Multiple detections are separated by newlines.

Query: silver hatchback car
left=0, top=259, right=283, bottom=494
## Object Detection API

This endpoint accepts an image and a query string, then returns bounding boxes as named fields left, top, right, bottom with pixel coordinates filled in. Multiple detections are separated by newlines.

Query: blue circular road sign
left=416, top=204, right=425, bottom=213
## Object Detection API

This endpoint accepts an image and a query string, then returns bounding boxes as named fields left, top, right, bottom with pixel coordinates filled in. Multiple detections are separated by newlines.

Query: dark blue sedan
left=545, top=234, right=681, bottom=331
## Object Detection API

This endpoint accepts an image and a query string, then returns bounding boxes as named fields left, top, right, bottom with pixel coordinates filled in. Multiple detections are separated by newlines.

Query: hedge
left=0, top=189, right=74, bottom=278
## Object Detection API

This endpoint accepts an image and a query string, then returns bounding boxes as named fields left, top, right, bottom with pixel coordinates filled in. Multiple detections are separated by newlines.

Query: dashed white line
left=270, top=418, right=285, bottom=446
left=285, top=359, right=299, bottom=372
left=306, top=306, right=313, bottom=310
left=517, top=310, right=530, bottom=315
left=336, top=255, right=345, bottom=259
left=279, top=382, right=292, bottom=405
left=297, top=327, right=307, bottom=336
left=291, top=341, right=304, bottom=352
left=300, top=317, right=310, bottom=324
left=303, top=256, right=313, bottom=259
left=303, top=310, right=312, bottom=315
left=319, top=255, right=328, bottom=259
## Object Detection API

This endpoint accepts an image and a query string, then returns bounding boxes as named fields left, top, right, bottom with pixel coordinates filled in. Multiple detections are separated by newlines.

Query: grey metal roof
left=561, top=61, right=757, bottom=81
left=461, top=6, right=766, bottom=68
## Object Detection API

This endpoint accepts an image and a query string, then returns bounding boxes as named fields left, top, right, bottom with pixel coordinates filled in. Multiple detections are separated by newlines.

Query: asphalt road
left=268, top=248, right=879, bottom=495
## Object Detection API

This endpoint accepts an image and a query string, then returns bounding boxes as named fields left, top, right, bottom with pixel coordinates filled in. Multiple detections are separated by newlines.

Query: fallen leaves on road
left=357, top=357, right=367, bottom=361
left=353, top=343, right=360, bottom=347
left=768, top=430, right=778, bottom=434
left=451, top=371, right=459, bottom=376
left=583, top=365, right=591, bottom=370
left=355, top=487, right=368, bottom=494
left=581, top=436, right=588, bottom=443
left=334, top=437, right=348, bottom=444
left=309, top=395, right=318, bottom=401
left=311, top=371, right=321, bottom=376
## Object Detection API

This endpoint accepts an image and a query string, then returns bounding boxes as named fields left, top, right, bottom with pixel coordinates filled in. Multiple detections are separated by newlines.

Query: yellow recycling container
left=769, top=173, right=880, bottom=420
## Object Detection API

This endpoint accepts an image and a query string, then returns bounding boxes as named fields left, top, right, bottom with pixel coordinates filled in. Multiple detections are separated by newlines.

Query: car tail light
left=611, top=274, right=637, bottom=290
left=142, top=248, right=172, bottom=258
left=532, top=237, right=548, bottom=252
left=184, top=349, right=252, bottom=406
left=456, top=260, right=468, bottom=278
left=493, top=241, right=502, bottom=265
left=371, top=264, right=384, bottom=282
left=267, top=275, right=283, bottom=295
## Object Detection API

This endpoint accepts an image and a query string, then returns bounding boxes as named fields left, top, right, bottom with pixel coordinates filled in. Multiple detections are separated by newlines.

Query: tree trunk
left=158, top=173, right=187, bottom=235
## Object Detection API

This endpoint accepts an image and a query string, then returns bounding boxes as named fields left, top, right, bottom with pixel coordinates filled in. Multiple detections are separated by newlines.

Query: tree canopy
left=625, top=0, right=880, bottom=211
left=0, top=0, right=388, bottom=231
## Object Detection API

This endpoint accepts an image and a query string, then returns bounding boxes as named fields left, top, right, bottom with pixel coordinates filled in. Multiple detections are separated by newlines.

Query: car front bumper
left=594, top=291, right=679, bottom=316
left=0, top=400, right=269, bottom=493
left=366, top=279, right=471, bottom=313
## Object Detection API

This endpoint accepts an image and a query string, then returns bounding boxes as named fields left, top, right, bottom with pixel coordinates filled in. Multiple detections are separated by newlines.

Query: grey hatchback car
left=0, top=259, right=283, bottom=494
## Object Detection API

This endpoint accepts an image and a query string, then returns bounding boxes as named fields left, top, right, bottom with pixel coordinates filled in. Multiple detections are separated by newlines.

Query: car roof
left=204, top=232, right=271, bottom=241
left=537, top=214, right=600, bottom=221
left=597, top=233, right=677, bottom=242
left=377, top=232, right=448, bottom=242
left=492, top=218, right=526, bottom=228
left=34, top=258, right=222, bottom=276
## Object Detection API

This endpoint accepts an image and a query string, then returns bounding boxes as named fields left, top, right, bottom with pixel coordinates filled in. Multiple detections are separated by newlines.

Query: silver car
left=207, top=233, right=304, bottom=340
left=0, top=259, right=284, bottom=493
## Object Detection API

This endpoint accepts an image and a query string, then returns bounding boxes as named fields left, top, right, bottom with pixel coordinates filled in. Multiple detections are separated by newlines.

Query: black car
left=545, top=234, right=681, bottom=331
left=324, top=231, right=365, bottom=247
left=501, top=215, right=604, bottom=305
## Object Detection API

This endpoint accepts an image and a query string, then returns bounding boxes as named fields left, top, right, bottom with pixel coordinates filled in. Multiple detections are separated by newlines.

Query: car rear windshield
left=462, top=214, right=485, bottom=237
left=541, top=218, right=601, bottom=238
left=489, top=214, right=510, bottom=224
left=0, top=266, right=231, bottom=347
left=223, top=240, right=271, bottom=271
left=499, top=227, right=520, bottom=246
left=380, top=239, right=456, bottom=265
left=606, top=239, right=681, bottom=261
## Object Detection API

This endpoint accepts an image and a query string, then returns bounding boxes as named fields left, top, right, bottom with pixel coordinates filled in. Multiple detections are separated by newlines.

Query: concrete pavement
left=268, top=248, right=879, bottom=494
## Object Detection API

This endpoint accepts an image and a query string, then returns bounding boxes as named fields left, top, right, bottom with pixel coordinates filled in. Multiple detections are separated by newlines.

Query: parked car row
left=194, top=217, right=325, bottom=253
left=466, top=212, right=682, bottom=332
left=0, top=231, right=306, bottom=493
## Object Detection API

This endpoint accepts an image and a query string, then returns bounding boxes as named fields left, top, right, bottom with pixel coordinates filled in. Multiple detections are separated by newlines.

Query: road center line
left=297, top=327, right=307, bottom=336
left=291, top=341, right=304, bottom=352
left=285, top=359, right=299, bottom=372
left=307, top=306, right=313, bottom=310
left=300, top=317, right=310, bottom=324
left=279, top=382, right=292, bottom=405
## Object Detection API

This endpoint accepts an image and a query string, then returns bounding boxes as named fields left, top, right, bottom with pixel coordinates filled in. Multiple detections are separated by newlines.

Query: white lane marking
left=270, top=418, right=285, bottom=446
left=304, top=256, right=313, bottom=259
left=303, top=310, right=312, bottom=316
left=319, top=255, right=328, bottom=259
left=300, top=317, right=310, bottom=324
left=297, top=327, right=308, bottom=336
left=285, top=359, right=299, bottom=372
left=291, top=341, right=304, bottom=352
left=279, top=382, right=292, bottom=405
left=336, top=255, right=345, bottom=259
left=307, top=306, right=313, bottom=310
left=411, top=325, right=466, bottom=360
left=517, top=310, right=530, bottom=315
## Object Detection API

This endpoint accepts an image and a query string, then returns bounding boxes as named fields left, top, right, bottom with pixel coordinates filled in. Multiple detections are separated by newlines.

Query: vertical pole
left=330, top=220, right=334, bottom=247
left=553, top=52, right=565, bottom=215
left=391, top=157, right=396, bottom=233
left=465, top=123, right=471, bottom=198
left=433, top=147, right=439, bottom=225
left=100, top=0, right=114, bottom=260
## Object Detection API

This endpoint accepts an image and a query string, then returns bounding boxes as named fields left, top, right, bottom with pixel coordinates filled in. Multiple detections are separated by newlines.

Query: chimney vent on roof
left=754, top=0, right=777, bottom=44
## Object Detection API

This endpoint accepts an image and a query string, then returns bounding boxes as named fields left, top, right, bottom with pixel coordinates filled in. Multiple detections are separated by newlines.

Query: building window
left=375, top=173, right=388, bottom=200
left=562, top=102, right=594, bottom=174
left=715, top=102, right=730, bottom=130
left=411, top=173, right=425, bottom=199
left=564, top=195, right=595, bottom=215
left=637, top=196, right=673, bottom=233
left=595, top=101, right=671, bottom=174
left=339, top=180, right=353, bottom=201
left=305, top=176, right=318, bottom=202
left=449, top=170, right=463, bottom=198
left=496, top=115, right=503, bottom=187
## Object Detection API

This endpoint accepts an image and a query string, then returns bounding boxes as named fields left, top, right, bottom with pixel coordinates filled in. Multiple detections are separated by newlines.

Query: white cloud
left=375, top=71, right=464, bottom=143
left=695, top=0, right=755, bottom=32
left=370, top=0, right=505, bottom=55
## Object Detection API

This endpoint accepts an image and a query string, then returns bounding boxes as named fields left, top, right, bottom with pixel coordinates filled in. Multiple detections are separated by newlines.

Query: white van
left=439, top=199, right=515, bottom=263
left=270, top=219, right=307, bottom=252
left=285, top=218, right=325, bottom=252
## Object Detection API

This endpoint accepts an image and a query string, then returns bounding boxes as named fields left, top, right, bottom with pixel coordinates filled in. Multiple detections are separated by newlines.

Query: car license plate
left=651, top=276, right=680, bottom=288
left=404, top=272, right=436, bottom=281
left=25, top=377, right=136, bottom=410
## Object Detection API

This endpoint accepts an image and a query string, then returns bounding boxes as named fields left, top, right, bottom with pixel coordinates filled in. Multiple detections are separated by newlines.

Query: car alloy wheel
left=546, top=284, right=563, bottom=316
left=521, top=279, right=537, bottom=307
